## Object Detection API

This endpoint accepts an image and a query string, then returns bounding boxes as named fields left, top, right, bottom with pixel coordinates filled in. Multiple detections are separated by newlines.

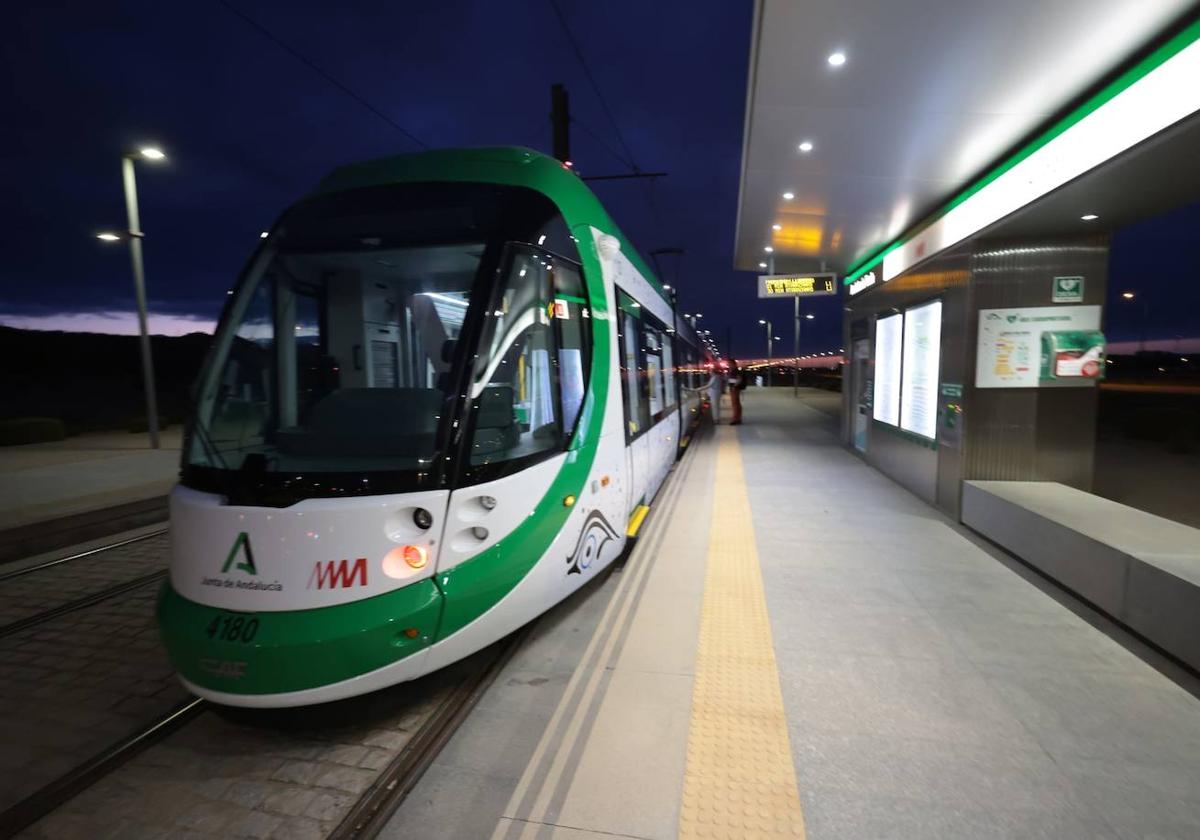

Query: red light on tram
left=403, top=545, right=428, bottom=569
left=382, top=544, right=429, bottom=578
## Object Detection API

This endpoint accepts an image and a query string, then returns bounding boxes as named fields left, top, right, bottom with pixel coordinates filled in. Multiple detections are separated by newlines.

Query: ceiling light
left=827, top=52, right=846, bottom=67
left=798, top=141, right=814, bottom=153
left=1081, top=213, right=1099, bottom=221
left=782, top=191, right=794, bottom=201
left=764, top=246, right=774, bottom=253
left=772, top=223, right=782, bottom=231
left=758, top=262, right=768, bottom=268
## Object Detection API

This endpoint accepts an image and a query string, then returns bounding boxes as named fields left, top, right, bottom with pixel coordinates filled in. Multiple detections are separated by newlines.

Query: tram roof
left=734, top=1, right=1200, bottom=283
left=314, top=146, right=666, bottom=301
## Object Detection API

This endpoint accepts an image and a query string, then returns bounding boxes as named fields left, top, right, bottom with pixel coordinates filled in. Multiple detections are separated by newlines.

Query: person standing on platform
left=685, top=367, right=725, bottom=424
left=727, top=359, right=744, bottom=425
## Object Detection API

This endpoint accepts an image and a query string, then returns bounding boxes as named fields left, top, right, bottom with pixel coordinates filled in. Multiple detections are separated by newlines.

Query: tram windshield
left=184, top=181, right=582, bottom=494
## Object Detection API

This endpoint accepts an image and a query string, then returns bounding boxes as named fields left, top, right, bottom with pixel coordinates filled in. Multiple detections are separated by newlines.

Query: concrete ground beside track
left=382, top=388, right=1200, bottom=840
left=0, top=429, right=181, bottom=531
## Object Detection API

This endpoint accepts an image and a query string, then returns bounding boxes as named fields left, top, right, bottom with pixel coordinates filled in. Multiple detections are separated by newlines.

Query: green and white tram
left=158, top=147, right=708, bottom=707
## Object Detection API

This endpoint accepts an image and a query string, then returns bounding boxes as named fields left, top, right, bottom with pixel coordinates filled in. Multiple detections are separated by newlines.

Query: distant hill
left=0, top=326, right=212, bottom=432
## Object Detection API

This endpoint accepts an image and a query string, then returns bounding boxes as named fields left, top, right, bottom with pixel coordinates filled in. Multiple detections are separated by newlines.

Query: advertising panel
left=872, top=313, right=902, bottom=425
left=976, top=305, right=1103, bottom=388
left=900, top=300, right=942, bottom=438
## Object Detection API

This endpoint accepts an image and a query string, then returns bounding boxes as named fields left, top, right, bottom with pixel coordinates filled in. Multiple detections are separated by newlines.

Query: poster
left=872, top=313, right=902, bottom=425
left=901, top=300, right=942, bottom=438
left=976, top=305, right=1103, bottom=388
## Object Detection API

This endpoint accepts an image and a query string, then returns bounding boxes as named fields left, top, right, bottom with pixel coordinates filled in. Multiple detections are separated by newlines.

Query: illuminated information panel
left=872, top=313, right=902, bottom=426
left=900, top=300, right=942, bottom=439
left=756, top=273, right=838, bottom=299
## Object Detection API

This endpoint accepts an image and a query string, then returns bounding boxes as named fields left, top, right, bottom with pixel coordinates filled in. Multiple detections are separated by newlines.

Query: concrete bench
left=962, top=480, right=1200, bottom=672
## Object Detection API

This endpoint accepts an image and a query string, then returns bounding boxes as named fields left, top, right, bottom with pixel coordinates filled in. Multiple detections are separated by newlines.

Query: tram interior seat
left=277, top=387, right=441, bottom=457
left=472, top=385, right=520, bottom=457
left=436, top=339, right=457, bottom=393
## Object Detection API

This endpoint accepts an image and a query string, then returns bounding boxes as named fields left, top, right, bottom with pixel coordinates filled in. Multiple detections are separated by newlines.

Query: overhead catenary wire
left=546, top=0, right=668, bottom=254
left=571, top=116, right=636, bottom=171
left=216, top=0, right=429, bottom=150
left=547, top=0, right=640, bottom=174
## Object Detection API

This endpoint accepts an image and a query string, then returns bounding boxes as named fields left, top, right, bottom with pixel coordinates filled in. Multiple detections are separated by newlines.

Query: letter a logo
left=222, top=532, right=257, bottom=576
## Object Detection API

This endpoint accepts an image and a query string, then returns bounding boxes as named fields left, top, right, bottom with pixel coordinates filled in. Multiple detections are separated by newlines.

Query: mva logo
left=308, top=558, right=368, bottom=590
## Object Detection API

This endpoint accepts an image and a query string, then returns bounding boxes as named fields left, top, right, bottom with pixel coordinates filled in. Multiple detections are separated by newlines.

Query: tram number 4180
left=205, top=615, right=260, bottom=643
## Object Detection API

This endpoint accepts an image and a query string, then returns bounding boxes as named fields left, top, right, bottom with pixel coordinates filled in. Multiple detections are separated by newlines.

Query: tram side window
left=661, top=330, right=676, bottom=409
left=617, top=291, right=650, bottom=438
left=644, top=323, right=664, bottom=419
left=469, top=245, right=587, bottom=469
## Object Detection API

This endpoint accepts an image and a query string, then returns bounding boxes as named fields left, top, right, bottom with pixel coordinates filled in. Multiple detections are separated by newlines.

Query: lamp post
left=1121, top=290, right=1149, bottom=380
left=98, top=146, right=166, bottom=449
left=758, top=319, right=773, bottom=386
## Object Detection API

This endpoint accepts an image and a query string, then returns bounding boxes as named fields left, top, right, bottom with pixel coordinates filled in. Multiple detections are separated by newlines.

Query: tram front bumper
left=156, top=580, right=442, bottom=703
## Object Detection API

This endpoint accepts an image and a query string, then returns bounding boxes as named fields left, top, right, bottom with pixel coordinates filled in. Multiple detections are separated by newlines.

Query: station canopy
left=734, top=0, right=1200, bottom=286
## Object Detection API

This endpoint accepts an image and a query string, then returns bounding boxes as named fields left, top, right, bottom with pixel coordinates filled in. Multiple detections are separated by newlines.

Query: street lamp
left=758, top=319, right=773, bottom=385
left=97, top=145, right=167, bottom=449
left=1120, top=290, right=1149, bottom=378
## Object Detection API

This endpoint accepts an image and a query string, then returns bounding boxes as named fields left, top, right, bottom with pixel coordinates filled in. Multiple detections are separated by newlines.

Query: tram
left=157, top=147, right=709, bottom=707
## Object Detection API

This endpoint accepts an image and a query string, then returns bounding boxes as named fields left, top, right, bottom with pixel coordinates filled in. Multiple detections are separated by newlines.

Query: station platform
left=383, top=389, right=1200, bottom=840
left=0, top=429, right=179, bottom=533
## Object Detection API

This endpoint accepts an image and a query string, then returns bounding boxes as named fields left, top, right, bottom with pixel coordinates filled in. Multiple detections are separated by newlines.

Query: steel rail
left=0, top=528, right=168, bottom=584
left=0, top=697, right=207, bottom=839
left=0, top=569, right=167, bottom=640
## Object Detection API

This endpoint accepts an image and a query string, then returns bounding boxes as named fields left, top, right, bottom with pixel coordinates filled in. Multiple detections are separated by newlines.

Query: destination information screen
left=756, top=273, right=837, bottom=299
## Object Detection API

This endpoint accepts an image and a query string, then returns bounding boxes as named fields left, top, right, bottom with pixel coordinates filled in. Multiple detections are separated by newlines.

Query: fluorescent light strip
left=848, top=23, right=1200, bottom=291
left=418, top=292, right=470, bottom=307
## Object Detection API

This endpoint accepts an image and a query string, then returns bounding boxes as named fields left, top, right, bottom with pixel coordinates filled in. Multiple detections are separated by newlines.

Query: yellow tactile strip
left=679, top=429, right=807, bottom=839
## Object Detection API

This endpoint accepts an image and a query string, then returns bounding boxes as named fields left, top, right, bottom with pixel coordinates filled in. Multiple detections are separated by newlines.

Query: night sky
left=2, top=1, right=1197, bottom=359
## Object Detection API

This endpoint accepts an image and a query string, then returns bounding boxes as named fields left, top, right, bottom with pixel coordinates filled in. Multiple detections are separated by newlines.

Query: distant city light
left=827, top=52, right=846, bottom=67
left=1122, top=291, right=1136, bottom=299
left=805, top=313, right=815, bottom=320
left=139, top=147, right=166, bottom=161
left=259, top=231, right=268, bottom=238
left=772, top=223, right=782, bottom=231
left=759, top=262, right=768, bottom=268
left=1081, top=213, right=1099, bottom=221
left=96, top=232, right=121, bottom=241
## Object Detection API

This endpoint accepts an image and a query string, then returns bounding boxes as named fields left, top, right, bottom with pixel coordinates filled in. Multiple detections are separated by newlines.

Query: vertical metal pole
left=766, top=320, right=772, bottom=386
left=793, top=295, right=800, bottom=397
left=551, top=84, right=571, bottom=163
left=122, top=156, right=161, bottom=449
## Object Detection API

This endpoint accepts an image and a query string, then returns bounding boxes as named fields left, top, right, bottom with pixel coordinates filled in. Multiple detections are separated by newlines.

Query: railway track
left=0, top=528, right=167, bottom=584
left=0, top=621, right=526, bottom=839
left=0, top=529, right=169, bottom=638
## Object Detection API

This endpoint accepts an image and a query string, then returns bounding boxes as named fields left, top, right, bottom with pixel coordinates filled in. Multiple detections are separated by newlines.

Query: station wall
left=842, top=234, right=1109, bottom=520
